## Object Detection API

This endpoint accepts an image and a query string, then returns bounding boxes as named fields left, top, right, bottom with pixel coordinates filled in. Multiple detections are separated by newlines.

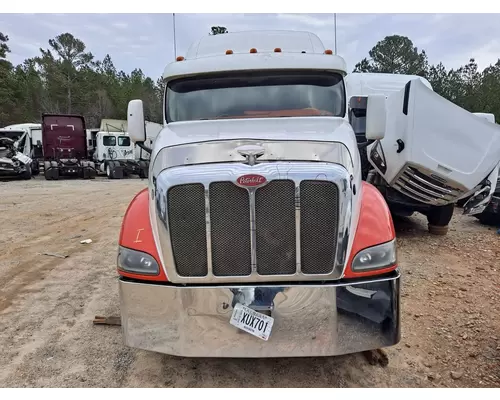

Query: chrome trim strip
left=399, top=175, right=454, bottom=199
left=295, top=184, right=302, bottom=274
left=204, top=185, right=212, bottom=277
left=249, top=189, right=257, bottom=274
left=154, top=161, right=351, bottom=284
left=402, top=171, right=458, bottom=195
left=391, top=163, right=466, bottom=206
left=152, top=139, right=354, bottom=178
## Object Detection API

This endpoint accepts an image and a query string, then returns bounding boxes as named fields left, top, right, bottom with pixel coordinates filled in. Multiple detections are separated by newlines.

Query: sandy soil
left=0, top=177, right=499, bottom=388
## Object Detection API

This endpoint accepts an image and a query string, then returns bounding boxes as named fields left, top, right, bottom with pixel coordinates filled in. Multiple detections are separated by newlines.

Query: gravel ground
left=0, top=177, right=499, bottom=388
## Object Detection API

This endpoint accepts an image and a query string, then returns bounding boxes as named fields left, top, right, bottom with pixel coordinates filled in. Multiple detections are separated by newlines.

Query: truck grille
left=167, top=184, right=207, bottom=277
left=393, top=165, right=464, bottom=206
left=166, top=179, right=339, bottom=278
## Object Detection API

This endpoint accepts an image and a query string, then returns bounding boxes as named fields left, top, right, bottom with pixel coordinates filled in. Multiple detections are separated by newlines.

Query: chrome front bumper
left=119, top=272, right=400, bottom=358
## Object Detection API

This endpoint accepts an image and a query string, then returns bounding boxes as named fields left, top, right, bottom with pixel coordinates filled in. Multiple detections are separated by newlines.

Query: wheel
left=427, top=204, right=454, bottom=235
left=477, top=212, right=500, bottom=226
left=21, top=166, right=32, bottom=180
left=31, top=162, right=40, bottom=176
left=106, top=163, right=112, bottom=179
left=45, top=167, right=59, bottom=180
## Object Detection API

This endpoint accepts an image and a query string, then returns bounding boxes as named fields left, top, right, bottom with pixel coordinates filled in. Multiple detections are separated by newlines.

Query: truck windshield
left=118, top=136, right=131, bottom=146
left=103, top=136, right=116, bottom=146
left=0, top=130, right=24, bottom=141
left=166, top=71, right=345, bottom=122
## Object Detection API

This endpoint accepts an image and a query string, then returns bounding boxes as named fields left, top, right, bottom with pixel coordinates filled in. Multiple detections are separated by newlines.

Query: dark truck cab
left=41, top=114, right=96, bottom=180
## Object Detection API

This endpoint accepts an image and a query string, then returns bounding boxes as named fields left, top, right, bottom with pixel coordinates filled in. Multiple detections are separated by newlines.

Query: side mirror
left=127, top=99, right=146, bottom=143
left=365, top=94, right=387, bottom=140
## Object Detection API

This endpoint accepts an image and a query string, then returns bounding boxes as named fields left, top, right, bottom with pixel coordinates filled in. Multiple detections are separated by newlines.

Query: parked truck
left=345, top=72, right=500, bottom=235
left=0, top=123, right=42, bottom=175
left=41, top=114, right=96, bottom=180
left=87, top=119, right=148, bottom=179
left=0, top=135, right=33, bottom=180
left=116, top=30, right=401, bottom=358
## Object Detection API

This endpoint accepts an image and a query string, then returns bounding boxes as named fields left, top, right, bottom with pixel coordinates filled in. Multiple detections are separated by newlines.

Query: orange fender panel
left=118, top=188, right=168, bottom=282
left=344, top=182, right=397, bottom=279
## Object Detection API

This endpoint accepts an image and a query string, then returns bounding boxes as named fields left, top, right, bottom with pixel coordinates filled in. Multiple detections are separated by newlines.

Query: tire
left=477, top=212, right=500, bottom=226
left=21, top=166, right=32, bottom=180
left=427, top=204, right=454, bottom=235
left=106, top=163, right=112, bottom=179
left=31, top=162, right=40, bottom=176
left=45, top=167, right=59, bottom=181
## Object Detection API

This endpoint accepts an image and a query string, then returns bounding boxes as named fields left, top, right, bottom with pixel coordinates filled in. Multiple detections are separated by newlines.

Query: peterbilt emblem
left=237, top=174, right=267, bottom=187
left=236, top=144, right=265, bottom=166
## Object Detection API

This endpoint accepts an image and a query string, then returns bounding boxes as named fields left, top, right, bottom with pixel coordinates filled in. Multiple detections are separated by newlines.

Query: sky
left=1, top=13, right=500, bottom=80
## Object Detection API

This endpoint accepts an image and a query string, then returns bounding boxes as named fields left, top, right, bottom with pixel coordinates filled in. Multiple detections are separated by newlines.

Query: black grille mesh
left=167, top=184, right=207, bottom=277
left=167, top=179, right=340, bottom=278
left=255, top=180, right=296, bottom=275
left=209, top=182, right=252, bottom=276
left=299, top=180, right=339, bottom=274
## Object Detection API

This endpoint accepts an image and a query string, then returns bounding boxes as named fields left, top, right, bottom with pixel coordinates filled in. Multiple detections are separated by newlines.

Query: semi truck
left=86, top=119, right=162, bottom=179
left=41, top=114, right=96, bottom=180
left=0, top=135, right=33, bottom=180
left=88, top=119, right=148, bottom=179
left=345, top=72, right=500, bottom=235
left=117, top=30, right=401, bottom=358
left=0, top=123, right=42, bottom=175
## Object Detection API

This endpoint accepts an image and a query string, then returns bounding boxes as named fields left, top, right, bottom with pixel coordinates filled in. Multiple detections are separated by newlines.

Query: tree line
left=1, top=28, right=499, bottom=129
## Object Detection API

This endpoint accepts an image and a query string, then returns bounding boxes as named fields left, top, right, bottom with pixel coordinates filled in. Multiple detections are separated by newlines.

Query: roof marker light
left=176, top=56, right=185, bottom=61
left=274, top=48, right=282, bottom=53
left=226, top=49, right=233, bottom=55
left=250, top=48, right=257, bottom=53
left=324, top=49, right=333, bottom=55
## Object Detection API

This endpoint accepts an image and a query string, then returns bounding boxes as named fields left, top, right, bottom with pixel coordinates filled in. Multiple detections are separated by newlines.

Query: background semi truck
left=0, top=135, right=33, bottom=180
left=0, top=123, right=42, bottom=175
left=87, top=119, right=162, bottom=179
left=41, top=114, right=96, bottom=180
left=345, top=72, right=500, bottom=235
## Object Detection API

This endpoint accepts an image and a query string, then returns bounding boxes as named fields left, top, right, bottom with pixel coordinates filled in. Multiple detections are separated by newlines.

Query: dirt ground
left=0, top=177, right=499, bottom=388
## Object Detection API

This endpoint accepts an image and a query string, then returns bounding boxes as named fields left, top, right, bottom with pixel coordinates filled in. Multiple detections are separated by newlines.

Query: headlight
left=351, top=239, right=397, bottom=272
left=117, top=246, right=160, bottom=275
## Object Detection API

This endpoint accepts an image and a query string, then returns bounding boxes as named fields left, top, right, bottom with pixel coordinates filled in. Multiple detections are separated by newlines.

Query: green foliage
left=353, top=35, right=428, bottom=75
left=1, top=30, right=500, bottom=127
left=0, top=31, right=163, bottom=128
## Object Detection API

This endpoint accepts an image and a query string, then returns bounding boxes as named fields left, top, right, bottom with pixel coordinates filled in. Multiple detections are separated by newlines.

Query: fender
left=118, top=188, right=168, bottom=282
left=344, top=181, right=397, bottom=278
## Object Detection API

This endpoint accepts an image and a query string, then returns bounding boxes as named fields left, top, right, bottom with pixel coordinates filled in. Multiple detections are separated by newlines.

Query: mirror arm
left=357, top=139, right=375, bottom=150
left=137, top=142, right=152, bottom=154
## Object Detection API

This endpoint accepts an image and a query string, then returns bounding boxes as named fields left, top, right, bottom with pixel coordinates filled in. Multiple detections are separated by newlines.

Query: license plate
left=230, top=303, right=274, bottom=341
